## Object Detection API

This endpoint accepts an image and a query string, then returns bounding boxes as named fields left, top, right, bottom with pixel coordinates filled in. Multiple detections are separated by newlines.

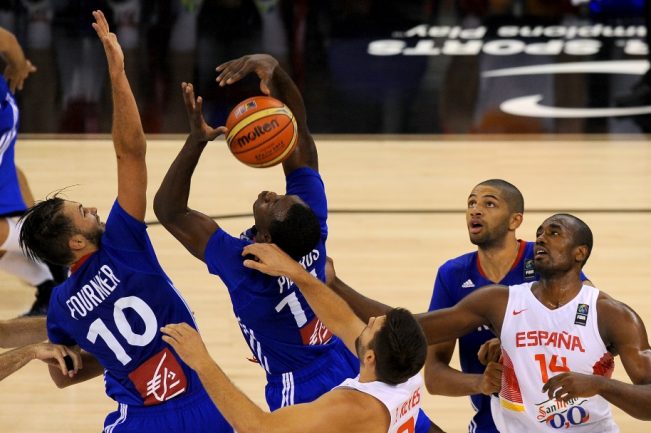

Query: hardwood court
left=1, top=137, right=650, bottom=432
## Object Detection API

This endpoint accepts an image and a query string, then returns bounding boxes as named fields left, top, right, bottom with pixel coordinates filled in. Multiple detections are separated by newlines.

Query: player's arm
left=216, top=54, right=317, bottom=174
left=0, top=317, right=46, bottom=348
left=48, top=350, right=103, bottom=388
left=324, top=257, right=392, bottom=321
left=161, top=323, right=380, bottom=433
left=424, top=273, right=501, bottom=396
left=544, top=295, right=651, bottom=419
left=0, top=27, right=36, bottom=93
left=92, top=10, right=147, bottom=221
left=0, top=342, right=81, bottom=382
left=417, top=284, right=507, bottom=346
left=154, top=83, right=227, bottom=261
left=242, top=244, right=365, bottom=354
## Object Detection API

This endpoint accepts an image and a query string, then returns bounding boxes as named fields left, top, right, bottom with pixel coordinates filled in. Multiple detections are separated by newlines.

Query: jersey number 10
left=86, top=296, right=158, bottom=365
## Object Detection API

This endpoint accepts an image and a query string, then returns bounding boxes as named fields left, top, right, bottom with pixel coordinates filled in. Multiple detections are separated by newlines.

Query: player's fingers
left=51, top=350, right=68, bottom=376
left=160, top=324, right=182, bottom=340
left=64, top=347, right=83, bottom=372
left=242, top=243, right=263, bottom=257
left=242, top=259, right=264, bottom=271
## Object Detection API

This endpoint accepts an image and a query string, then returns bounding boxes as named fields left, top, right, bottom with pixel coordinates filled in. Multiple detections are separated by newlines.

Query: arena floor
left=1, top=137, right=650, bottom=432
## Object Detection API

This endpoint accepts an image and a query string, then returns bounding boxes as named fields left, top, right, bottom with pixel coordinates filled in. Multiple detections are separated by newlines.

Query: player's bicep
left=158, top=208, right=219, bottom=261
left=116, top=156, right=147, bottom=221
left=606, top=302, right=651, bottom=384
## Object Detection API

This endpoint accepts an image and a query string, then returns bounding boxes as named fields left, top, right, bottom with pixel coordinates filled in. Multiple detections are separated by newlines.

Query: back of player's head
left=477, top=179, right=524, bottom=214
left=269, top=203, right=320, bottom=260
left=19, top=197, right=76, bottom=266
left=370, top=308, right=427, bottom=385
left=554, top=213, right=593, bottom=267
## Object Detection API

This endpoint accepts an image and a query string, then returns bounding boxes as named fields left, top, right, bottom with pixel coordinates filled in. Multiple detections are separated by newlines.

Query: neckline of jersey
left=476, top=239, right=527, bottom=283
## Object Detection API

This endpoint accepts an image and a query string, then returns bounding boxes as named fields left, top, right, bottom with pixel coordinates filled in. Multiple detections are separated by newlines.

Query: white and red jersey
left=492, top=282, right=618, bottom=433
left=335, top=373, right=423, bottom=433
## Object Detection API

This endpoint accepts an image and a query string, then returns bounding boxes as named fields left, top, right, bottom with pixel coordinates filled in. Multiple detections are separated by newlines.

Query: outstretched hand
left=182, top=82, right=227, bottom=142
left=161, top=323, right=212, bottom=371
left=242, top=243, right=303, bottom=278
left=216, top=54, right=278, bottom=95
left=91, top=10, right=124, bottom=77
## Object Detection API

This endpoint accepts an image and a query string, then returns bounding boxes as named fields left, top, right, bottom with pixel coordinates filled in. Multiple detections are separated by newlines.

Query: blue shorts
left=265, top=339, right=359, bottom=410
left=102, top=388, right=232, bottom=433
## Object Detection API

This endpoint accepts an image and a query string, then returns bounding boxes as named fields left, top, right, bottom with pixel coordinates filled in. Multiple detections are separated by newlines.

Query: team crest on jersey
left=128, top=347, right=187, bottom=405
left=574, top=303, right=589, bottom=326
left=523, top=259, right=536, bottom=279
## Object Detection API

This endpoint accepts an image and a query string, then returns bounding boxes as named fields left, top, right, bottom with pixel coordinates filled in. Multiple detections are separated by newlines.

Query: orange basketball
left=225, top=96, right=297, bottom=168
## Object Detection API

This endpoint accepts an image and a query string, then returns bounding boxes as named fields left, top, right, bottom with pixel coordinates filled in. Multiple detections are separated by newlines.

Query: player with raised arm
left=161, top=241, right=429, bottom=433
left=18, top=11, right=231, bottom=433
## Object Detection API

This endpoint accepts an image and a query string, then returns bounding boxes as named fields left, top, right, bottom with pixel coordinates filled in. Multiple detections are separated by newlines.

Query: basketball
left=225, top=96, right=298, bottom=168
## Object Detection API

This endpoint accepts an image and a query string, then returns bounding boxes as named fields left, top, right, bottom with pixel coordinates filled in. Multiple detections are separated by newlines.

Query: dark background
left=1, top=0, right=648, bottom=134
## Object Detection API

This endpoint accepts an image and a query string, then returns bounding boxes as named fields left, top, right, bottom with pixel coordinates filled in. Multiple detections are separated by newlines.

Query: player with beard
left=329, top=213, right=651, bottom=431
left=328, top=179, right=586, bottom=433
left=18, top=11, right=231, bottom=433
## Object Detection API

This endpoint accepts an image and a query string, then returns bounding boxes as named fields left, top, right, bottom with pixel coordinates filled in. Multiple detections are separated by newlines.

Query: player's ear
left=509, top=212, right=523, bottom=231
left=68, top=234, right=87, bottom=252
left=574, top=245, right=588, bottom=264
left=363, top=349, right=376, bottom=369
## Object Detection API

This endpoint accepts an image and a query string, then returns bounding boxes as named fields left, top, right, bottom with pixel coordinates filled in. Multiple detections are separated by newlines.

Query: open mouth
left=469, top=221, right=483, bottom=234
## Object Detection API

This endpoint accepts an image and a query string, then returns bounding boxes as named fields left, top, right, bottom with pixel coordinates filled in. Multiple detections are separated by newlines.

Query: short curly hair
left=269, top=203, right=321, bottom=260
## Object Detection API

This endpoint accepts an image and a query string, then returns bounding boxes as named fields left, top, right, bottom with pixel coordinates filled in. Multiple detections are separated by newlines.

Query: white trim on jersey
left=104, top=403, right=128, bottom=433
left=0, top=93, right=19, bottom=167
left=281, top=372, right=295, bottom=407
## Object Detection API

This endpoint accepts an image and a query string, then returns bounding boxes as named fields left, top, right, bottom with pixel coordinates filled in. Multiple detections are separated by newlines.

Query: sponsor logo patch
left=128, top=347, right=187, bottom=405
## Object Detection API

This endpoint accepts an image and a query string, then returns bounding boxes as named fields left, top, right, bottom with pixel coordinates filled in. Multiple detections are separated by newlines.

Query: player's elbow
left=153, top=190, right=175, bottom=224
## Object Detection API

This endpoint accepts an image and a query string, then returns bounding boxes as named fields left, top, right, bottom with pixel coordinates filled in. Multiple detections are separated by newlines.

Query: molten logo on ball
left=235, top=119, right=280, bottom=148
left=226, top=95, right=298, bottom=168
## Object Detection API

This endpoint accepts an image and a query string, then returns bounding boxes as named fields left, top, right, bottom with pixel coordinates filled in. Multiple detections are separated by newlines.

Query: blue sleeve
left=428, top=267, right=455, bottom=311
left=286, top=167, right=327, bottom=239
left=204, top=228, right=251, bottom=289
left=47, top=310, right=76, bottom=346
left=102, top=200, right=149, bottom=252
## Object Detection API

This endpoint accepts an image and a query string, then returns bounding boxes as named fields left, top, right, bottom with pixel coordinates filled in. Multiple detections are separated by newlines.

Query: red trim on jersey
left=592, top=352, right=615, bottom=378
left=476, top=239, right=526, bottom=280
left=70, top=253, right=94, bottom=274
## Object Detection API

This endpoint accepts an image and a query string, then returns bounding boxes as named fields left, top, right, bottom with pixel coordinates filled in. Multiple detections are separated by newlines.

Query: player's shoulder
left=596, top=290, right=639, bottom=321
left=439, top=250, right=477, bottom=273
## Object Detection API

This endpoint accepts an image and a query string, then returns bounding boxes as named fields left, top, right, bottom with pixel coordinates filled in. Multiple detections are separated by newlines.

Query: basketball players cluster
left=1, top=9, right=650, bottom=433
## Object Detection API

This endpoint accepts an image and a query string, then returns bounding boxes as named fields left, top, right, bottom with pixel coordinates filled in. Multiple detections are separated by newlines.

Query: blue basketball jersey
left=204, top=167, right=353, bottom=377
left=0, top=76, right=25, bottom=216
left=428, top=240, right=587, bottom=433
left=48, top=201, right=206, bottom=408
